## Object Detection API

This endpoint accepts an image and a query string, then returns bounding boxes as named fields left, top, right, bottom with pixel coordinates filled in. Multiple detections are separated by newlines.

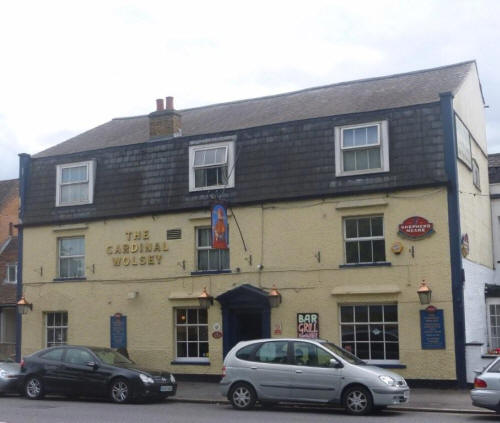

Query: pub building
left=17, top=61, right=493, bottom=386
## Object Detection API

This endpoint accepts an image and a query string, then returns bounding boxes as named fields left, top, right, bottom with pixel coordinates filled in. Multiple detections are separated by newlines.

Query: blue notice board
left=110, top=315, right=127, bottom=349
left=420, top=309, right=445, bottom=349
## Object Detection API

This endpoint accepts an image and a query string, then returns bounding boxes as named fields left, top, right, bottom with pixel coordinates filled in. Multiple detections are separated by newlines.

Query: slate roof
left=0, top=179, right=18, bottom=206
left=35, top=61, right=476, bottom=158
left=489, top=153, right=500, bottom=184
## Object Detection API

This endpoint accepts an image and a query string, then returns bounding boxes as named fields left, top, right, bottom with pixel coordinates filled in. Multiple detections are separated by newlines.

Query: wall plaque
left=398, top=216, right=434, bottom=239
left=420, top=309, right=445, bottom=349
left=297, top=313, right=319, bottom=339
left=110, top=313, right=127, bottom=349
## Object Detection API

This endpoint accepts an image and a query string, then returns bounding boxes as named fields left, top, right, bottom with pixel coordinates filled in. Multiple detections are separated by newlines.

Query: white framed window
left=340, top=304, right=399, bottom=364
left=472, top=159, right=480, bottom=190
left=196, top=227, right=229, bottom=272
left=45, top=311, right=68, bottom=347
left=5, top=263, right=16, bottom=283
left=175, top=308, right=209, bottom=362
left=344, top=216, right=385, bottom=264
left=455, top=116, right=472, bottom=168
left=58, top=237, right=85, bottom=278
left=335, top=121, right=389, bottom=176
left=188, top=139, right=235, bottom=191
left=487, top=299, right=500, bottom=351
left=56, top=160, right=96, bottom=206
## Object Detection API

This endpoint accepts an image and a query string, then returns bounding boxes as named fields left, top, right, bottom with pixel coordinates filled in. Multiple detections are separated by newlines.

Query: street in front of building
left=0, top=398, right=495, bottom=423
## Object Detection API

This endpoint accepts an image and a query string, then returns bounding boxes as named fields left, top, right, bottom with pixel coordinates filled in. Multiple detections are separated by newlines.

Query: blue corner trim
left=440, top=92, right=466, bottom=388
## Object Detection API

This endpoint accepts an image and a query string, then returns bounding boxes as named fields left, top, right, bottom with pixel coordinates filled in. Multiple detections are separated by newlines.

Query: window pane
left=198, top=309, right=208, bottom=324
left=176, top=309, right=187, bottom=324
left=371, top=342, right=384, bottom=359
left=187, top=309, right=198, bottom=324
left=345, top=241, right=359, bottom=263
left=340, top=306, right=354, bottom=323
left=385, top=325, right=399, bottom=342
left=188, top=327, right=198, bottom=341
left=199, top=326, right=208, bottom=341
left=371, top=217, right=383, bottom=236
left=356, top=343, right=369, bottom=359
left=354, top=127, right=367, bottom=146
left=60, top=238, right=84, bottom=257
left=356, top=150, right=369, bottom=170
left=195, top=169, right=205, bottom=187
left=355, top=306, right=368, bottom=322
left=256, top=341, right=288, bottom=363
left=358, top=218, right=371, bottom=237
left=208, top=250, right=219, bottom=270
left=370, top=325, right=383, bottom=341
left=343, top=129, right=354, bottom=147
left=341, top=325, right=354, bottom=341
left=177, top=342, right=186, bottom=357
left=187, top=342, right=198, bottom=357
left=176, top=326, right=186, bottom=341
left=373, top=240, right=386, bottom=262
left=194, top=150, right=205, bottom=166
left=386, top=343, right=399, bottom=360
left=198, top=229, right=211, bottom=247
left=366, top=126, right=378, bottom=145
left=220, top=249, right=230, bottom=270
left=369, top=306, right=383, bottom=322
left=62, top=166, right=87, bottom=183
left=345, top=219, right=357, bottom=239
left=343, top=151, right=356, bottom=171
left=356, top=325, right=369, bottom=341
left=384, top=305, right=398, bottom=322
left=206, top=168, right=218, bottom=186
left=199, top=342, right=209, bottom=358
left=47, top=313, right=54, bottom=326
left=359, top=241, right=372, bottom=262
left=368, top=148, right=381, bottom=168
left=215, top=147, right=227, bottom=163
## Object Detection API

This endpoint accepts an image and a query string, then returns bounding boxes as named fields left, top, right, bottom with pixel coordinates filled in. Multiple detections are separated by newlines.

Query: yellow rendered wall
left=21, top=187, right=455, bottom=380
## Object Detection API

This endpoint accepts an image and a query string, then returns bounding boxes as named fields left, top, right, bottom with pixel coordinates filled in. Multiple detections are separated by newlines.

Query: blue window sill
left=53, top=277, right=87, bottom=282
left=339, top=262, right=391, bottom=268
left=375, top=364, right=406, bottom=369
left=171, top=360, right=210, bottom=366
left=191, top=270, right=232, bottom=276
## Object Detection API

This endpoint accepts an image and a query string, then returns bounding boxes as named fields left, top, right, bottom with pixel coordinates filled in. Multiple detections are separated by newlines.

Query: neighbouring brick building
left=0, top=179, right=19, bottom=357
left=18, top=61, right=492, bottom=386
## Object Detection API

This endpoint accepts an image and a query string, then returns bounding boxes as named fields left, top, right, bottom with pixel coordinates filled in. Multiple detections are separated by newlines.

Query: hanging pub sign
left=297, top=313, right=319, bottom=339
left=461, top=233, right=470, bottom=257
left=211, top=204, right=228, bottom=249
left=110, top=313, right=127, bottom=349
left=398, top=216, right=435, bottom=240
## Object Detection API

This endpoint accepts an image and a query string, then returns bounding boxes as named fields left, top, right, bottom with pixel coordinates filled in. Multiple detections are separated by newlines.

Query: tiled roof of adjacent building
left=489, top=153, right=500, bottom=184
left=0, top=179, right=18, bottom=205
left=35, top=61, right=476, bottom=158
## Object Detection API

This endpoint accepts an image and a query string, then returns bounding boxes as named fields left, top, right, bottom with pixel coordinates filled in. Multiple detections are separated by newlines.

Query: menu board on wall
left=297, top=313, right=319, bottom=339
left=420, top=309, right=445, bottom=349
left=110, top=314, right=127, bottom=349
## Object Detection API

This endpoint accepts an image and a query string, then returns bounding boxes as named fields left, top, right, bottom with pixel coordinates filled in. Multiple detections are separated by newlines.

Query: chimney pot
left=166, top=96, right=174, bottom=110
left=156, top=98, right=165, bottom=111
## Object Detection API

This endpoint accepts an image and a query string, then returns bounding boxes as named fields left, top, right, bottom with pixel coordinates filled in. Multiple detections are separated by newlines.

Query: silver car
left=220, top=338, right=409, bottom=415
left=0, top=352, right=21, bottom=394
left=470, top=356, right=500, bottom=413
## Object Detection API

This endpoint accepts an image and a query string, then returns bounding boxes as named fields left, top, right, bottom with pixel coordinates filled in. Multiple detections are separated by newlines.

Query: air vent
left=167, top=229, right=182, bottom=240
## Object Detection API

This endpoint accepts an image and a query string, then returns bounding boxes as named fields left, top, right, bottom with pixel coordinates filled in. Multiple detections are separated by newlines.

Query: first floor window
left=340, top=304, right=399, bottom=362
left=58, top=237, right=85, bottom=278
left=5, top=263, right=16, bottom=283
left=196, top=227, right=229, bottom=271
left=46, top=312, right=68, bottom=347
left=488, top=299, right=500, bottom=351
left=344, top=216, right=385, bottom=264
left=175, top=308, right=208, bottom=361
left=472, top=159, right=480, bottom=190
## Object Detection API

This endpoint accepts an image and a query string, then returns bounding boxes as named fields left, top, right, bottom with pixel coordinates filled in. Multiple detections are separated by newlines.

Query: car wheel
left=25, top=376, right=44, bottom=400
left=229, top=382, right=257, bottom=410
left=343, top=385, right=373, bottom=415
left=110, top=378, right=131, bottom=404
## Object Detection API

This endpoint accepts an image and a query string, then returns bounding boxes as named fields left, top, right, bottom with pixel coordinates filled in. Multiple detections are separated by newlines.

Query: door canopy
left=216, top=284, right=270, bottom=308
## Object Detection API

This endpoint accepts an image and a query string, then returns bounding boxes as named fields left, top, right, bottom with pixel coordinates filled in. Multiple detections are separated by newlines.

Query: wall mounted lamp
left=268, top=285, right=282, bottom=308
left=198, top=287, right=214, bottom=309
left=417, top=280, right=432, bottom=305
left=17, top=295, right=33, bottom=315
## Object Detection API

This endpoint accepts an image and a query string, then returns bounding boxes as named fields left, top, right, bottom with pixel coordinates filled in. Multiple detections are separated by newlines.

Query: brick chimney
left=149, top=96, right=182, bottom=139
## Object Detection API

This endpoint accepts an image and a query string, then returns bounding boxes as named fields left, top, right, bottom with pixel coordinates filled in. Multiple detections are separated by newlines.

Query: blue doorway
left=216, top=284, right=271, bottom=357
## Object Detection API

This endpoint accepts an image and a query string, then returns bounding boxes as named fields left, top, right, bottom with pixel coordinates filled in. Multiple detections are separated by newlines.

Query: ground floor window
left=0, top=308, right=16, bottom=344
left=340, top=304, right=399, bottom=363
left=175, top=308, right=209, bottom=361
left=46, top=312, right=68, bottom=347
left=487, top=299, right=500, bottom=352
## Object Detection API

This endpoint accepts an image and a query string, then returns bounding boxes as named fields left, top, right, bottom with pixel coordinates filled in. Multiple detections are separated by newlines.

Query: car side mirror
left=330, top=359, right=343, bottom=369
left=86, top=361, right=98, bottom=369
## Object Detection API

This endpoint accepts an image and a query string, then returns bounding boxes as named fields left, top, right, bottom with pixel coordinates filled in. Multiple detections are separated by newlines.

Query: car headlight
left=378, top=375, right=396, bottom=386
left=139, top=373, right=155, bottom=385
left=170, top=374, right=176, bottom=384
left=0, top=369, right=8, bottom=379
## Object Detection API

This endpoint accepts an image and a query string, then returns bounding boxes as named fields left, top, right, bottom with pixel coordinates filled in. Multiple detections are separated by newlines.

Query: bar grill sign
left=297, top=313, right=319, bottom=339
left=398, top=216, right=434, bottom=239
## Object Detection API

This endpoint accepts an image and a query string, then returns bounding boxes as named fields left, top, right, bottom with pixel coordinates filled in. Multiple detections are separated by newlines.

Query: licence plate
left=403, top=391, right=410, bottom=399
left=160, top=385, right=173, bottom=392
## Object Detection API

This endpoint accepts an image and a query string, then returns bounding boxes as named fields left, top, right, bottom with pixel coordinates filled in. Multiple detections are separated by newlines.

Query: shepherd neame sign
left=398, top=216, right=434, bottom=240
left=106, top=230, right=168, bottom=266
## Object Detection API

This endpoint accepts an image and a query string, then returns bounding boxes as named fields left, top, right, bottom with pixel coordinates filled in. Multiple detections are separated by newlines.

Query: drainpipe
left=440, top=92, right=467, bottom=388
left=16, top=153, right=30, bottom=362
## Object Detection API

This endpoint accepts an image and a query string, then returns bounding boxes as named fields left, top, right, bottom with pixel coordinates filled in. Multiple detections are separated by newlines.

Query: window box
left=56, top=160, right=96, bottom=207
left=335, top=121, right=389, bottom=176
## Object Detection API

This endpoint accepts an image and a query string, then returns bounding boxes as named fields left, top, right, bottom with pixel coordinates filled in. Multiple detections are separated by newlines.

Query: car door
left=61, top=348, right=102, bottom=395
left=36, top=348, right=67, bottom=393
left=289, top=341, right=342, bottom=403
left=246, top=341, right=292, bottom=401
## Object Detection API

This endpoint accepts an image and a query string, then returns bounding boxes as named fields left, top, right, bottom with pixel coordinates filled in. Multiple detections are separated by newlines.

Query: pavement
left=172, top=381, right=495, bottom=414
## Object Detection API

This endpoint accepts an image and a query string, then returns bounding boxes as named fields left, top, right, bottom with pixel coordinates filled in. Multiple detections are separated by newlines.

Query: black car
left=19, top=346, right=177, bottom=403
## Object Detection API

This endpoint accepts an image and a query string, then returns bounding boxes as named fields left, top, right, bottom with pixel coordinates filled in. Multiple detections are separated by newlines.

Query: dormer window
left=56, top=161, right=96, bottom=206
left=335, top=121, right=389, bottom=176
left=189, top=138, right=235, bottom=191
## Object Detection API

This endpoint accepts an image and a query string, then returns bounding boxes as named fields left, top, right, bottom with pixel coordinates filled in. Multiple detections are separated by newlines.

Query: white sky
left=1, top=0, right=499, bottom=180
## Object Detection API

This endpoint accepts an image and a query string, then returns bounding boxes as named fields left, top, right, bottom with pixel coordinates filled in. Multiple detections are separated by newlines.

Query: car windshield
left=0, top=352, right=14, bottom=363
left=90, top=348, right=134, bottom=365
left=320, top=342, right=366, bottom=365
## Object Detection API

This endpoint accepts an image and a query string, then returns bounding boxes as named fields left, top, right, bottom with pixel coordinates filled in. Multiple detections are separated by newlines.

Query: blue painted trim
left=191, top=270, right=232, bottom=276
left=16, top=153, right=31, bottom=362
left=339, top=262, right=391, bottom=268
left=53, top=277, right=87, bottom=282
left=440, top=92, right=467, bottom=388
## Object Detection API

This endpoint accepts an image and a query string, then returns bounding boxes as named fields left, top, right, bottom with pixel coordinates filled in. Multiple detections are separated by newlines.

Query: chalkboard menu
left=297, top=313, right=319, bottom=338
left=110, top=314, right=127, bottom=349
left=420, top=309, right=445, bottom=349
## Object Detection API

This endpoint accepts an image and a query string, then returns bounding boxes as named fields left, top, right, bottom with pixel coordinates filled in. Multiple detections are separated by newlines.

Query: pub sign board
left=398, top=216, right=434, bottom=240
left=110, top=313, right=127, bottom=349
left=420, top=309, right=445, bottom=349
left=297, top=313, right=319, bottom=339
